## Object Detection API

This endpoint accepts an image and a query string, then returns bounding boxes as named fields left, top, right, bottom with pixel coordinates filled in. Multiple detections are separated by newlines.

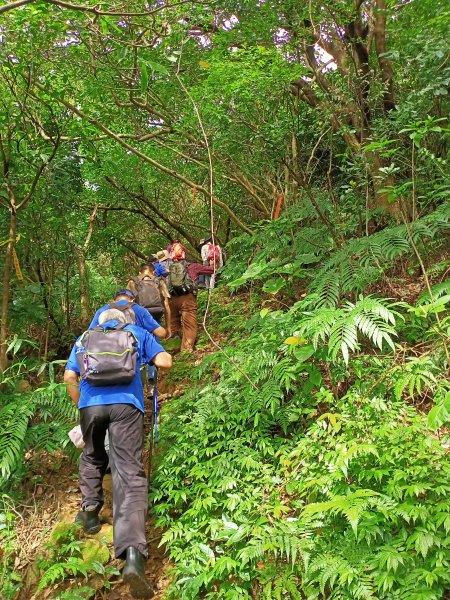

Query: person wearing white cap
left=200, top=237, right=223, bottom=289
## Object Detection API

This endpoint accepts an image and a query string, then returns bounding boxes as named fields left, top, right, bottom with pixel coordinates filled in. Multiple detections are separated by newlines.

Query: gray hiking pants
left=79, top=403, right=148, bottom=559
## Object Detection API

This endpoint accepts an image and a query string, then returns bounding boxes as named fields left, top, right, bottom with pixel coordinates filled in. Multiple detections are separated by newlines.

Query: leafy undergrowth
left=2, top=205, right=449, bottom=599
left=151, top=209, right=450, bottom=599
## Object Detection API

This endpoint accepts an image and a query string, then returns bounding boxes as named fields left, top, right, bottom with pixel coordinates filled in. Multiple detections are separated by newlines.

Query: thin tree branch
left=0, top=0, right=34, bottom=15
left=282, top=158, right=342, bottom=247
left=111, top=236, right=148, bottom=260
left=97, top=204, right=173, bottom=242
left=32, top=81, right=253, bottom=234
left=17, top=133, right=60, bottom=210
left=83, top=204, right=98, bottom=250
left=0, top=0, right=202, bottom=16
left=105, top=176, right=200, bottom=250
left=373, top=0, right=396, bottom=112
left=305, top=127, right=331, bottom=181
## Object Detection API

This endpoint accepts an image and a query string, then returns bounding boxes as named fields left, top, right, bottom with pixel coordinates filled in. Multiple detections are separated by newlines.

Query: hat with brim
left=156, top=250, right=170, bottom=261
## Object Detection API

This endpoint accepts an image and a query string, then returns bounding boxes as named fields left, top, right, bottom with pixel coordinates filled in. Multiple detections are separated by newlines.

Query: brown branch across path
left=105, top=176, right=200, bottom=252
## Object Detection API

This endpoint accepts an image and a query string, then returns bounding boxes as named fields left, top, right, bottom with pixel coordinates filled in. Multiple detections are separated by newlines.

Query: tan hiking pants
left=169, top=293, right=197, bottom=351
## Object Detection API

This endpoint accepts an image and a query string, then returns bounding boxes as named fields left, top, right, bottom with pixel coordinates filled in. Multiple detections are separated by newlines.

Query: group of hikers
left=124, top=237, right=223, bottom=351
left=63, top=237, right=223, bottom=599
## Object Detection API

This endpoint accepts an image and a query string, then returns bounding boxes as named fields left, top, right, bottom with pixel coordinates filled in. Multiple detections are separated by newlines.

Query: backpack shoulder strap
left=110, top=300, right=133, bottom=311
left=79, top=329, right=90, bottom=342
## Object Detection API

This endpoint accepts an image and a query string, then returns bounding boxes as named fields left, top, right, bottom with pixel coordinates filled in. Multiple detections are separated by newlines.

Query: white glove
left=68, top=425, right=85, bottom=448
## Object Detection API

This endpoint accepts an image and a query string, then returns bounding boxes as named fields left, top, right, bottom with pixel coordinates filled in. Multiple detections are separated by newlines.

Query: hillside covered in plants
left=0, top=0, right=449, bottom=598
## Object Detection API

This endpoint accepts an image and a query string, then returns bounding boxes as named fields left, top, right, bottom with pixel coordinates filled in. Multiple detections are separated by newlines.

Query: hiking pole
left=147, top=389, right=154, bottom=485
left=147, top=368, right=158, bottom=486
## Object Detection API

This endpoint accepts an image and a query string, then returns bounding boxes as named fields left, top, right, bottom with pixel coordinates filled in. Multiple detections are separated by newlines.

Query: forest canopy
left=0, top=0, right=449, bottom=598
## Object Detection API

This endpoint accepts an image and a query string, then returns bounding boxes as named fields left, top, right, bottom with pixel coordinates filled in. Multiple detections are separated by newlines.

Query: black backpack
left=167, top=261, right=196, bottom=296
left=133, top=277, right=164, bottom=313
left=76, top=324, right=138, bottom=386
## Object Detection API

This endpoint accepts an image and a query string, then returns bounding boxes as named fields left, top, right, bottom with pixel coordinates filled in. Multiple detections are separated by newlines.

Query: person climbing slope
left=154, top=249, right=171, bottom=274
left=148, top=251, right=169, bottom=277
left=89, top=289, right=168, bottom=339
left=64, top=308, right=172, bottom=599
left=166, top=242, right=198, bottom=351
left=127, top=263, right=171, bottom=333
left=167, top=243, right=216, bottom=351
left=200, top=237, right=223, bottom=289
left=167, top=239, right=186, bottom=261
left=127, top=263, right=172, bottom=387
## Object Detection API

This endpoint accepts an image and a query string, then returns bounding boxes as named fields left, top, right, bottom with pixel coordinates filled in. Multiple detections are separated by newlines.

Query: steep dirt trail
left=13, top=330, right=209, bottom=600
left=17, top=465, right=171, bottom=600
left=16, top=376, right=181, bottom=600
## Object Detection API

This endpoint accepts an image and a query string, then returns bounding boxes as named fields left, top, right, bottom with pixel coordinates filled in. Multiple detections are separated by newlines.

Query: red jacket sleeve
left=187, top=263, right=215, bottom=281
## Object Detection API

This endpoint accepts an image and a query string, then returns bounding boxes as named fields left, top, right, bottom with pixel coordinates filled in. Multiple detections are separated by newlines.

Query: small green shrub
left=0, top=351, right=78, bottom=490
left=151, top=258, right=449, bottom=598
left=37, top=523, right=118, bottom=596
left=0, top=501, right=22, bottom=599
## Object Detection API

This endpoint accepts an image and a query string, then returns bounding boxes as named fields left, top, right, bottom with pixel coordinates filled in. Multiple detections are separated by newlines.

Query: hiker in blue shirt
left=89, top=289, right=167, bottom=338
left=148, top=252, right=169, bottom=277
left=153, top=249, right=171, bottom=275
left=64, top=308, right=172, bottom=599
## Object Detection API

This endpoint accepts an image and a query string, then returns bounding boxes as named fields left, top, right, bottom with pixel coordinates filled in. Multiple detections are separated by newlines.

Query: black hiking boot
left=74, top=507, right=101, bottom=535
left=122, top=547, right=154, bottom=599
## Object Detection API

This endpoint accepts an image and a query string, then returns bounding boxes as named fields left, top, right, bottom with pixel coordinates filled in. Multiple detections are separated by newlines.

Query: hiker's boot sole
left=123, top=569, right=154, bottom=599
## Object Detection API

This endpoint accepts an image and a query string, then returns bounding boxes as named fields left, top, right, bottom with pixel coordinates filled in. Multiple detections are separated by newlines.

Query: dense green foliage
left=152, top=218, right=449, bottom=598
left=0, top=344, right=77, bottom=486
left=0, top=0, right=449, bottom=597
left=37, top=523, right=118, bottom=596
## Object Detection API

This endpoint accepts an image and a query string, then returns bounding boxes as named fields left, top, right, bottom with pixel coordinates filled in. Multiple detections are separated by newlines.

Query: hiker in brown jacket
left=127, top=264, right=171, bottom=337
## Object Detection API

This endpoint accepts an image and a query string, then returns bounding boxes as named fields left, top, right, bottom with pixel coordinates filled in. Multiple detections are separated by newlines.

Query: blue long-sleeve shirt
left=66, top=320, right=165, bottom=412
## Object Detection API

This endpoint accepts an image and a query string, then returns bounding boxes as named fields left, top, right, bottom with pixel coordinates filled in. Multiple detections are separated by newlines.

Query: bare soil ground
left=13, top=452, right=172, bottom=600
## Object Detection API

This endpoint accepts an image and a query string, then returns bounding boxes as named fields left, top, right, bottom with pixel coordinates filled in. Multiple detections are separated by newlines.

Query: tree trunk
left=364, top=150, right=399, bottom=215
left=76, top=249, right=90, bottom=329
left=0, top=208, right=17, bottom=372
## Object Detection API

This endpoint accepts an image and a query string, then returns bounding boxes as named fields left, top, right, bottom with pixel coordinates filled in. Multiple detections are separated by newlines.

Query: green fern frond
left=315, top=270, right=341, bottom=307
left=417, top=278, right=450, bottom=304
left=0, top=397, right=34, bottom=480
left=393, top=355, right=439, bottom=401
left=298, top=307, right=341, bottom=348
left=309, top=206, right=450, bottom=306
left=298, top=296, right=397, bottom=363
left=303, top=489, right=383, bottom=536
